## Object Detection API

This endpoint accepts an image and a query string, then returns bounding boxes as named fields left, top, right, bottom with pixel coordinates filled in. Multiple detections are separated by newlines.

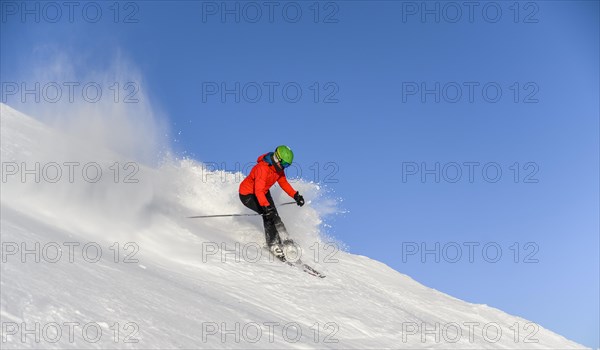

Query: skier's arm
left=277, top=175, right=297, bottom=198
left=254, top=167, right=271, bottom=207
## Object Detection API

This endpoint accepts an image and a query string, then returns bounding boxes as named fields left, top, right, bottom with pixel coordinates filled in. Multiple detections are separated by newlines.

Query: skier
left=239, top=145, right=305, bottom=258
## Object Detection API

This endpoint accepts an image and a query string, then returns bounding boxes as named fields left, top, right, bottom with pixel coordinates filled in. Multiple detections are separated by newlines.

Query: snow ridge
left=0, top=103, right=587, bottom=349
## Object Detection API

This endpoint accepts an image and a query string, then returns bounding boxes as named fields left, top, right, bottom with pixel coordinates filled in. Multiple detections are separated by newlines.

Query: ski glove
left=262, top=205, right=277, bottom=219
left=294, top=192, right=305, bottom=207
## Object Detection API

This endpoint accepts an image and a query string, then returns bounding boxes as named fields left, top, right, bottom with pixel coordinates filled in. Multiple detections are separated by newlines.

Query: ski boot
left=269, top=243, right=285, bottom=260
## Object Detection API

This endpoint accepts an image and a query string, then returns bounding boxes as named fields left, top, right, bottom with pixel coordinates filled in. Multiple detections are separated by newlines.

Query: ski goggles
left=274, top=153, right=291, bottom=168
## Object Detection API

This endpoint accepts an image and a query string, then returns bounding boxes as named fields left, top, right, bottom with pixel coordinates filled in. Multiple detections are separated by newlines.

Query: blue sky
left=1, top=1, right=598, bottom=347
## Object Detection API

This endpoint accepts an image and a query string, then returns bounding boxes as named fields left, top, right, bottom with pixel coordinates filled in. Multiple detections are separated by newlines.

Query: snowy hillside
left=0, top=103, right=587, bottom=349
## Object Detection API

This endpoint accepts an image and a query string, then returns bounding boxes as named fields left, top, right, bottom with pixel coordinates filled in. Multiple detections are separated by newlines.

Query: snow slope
left=0, top=103, right=587, bottom=349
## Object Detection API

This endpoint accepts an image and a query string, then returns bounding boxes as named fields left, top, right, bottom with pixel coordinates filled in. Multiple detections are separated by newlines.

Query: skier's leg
left=273, top=216, right=288, bottom=240
left=239, top=193, right=261, bottom=214
left=239, top=193, right=279, bottom=247
left=264, top=191, right=287, bottom=244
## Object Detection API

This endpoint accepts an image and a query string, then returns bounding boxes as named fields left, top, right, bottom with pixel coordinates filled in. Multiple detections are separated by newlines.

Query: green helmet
left=274, top=145, right=294, bottom=168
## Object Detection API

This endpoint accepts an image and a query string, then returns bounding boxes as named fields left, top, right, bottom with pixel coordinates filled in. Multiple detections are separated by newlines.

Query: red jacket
left=239, top=153, right=297, bottom=207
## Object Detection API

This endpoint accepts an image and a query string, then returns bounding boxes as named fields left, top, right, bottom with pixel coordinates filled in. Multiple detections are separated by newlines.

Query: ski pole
left=187, top=213, right=261, bottom=218
left=187, top=201, right=298, bottom=219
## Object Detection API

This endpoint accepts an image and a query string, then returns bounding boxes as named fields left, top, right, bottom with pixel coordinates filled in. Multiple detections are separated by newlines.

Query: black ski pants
left=239, top=191, right=287, bottom=246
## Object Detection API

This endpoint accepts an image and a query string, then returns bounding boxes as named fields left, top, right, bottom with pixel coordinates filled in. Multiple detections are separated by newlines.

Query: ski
left=281, top=256, right=326, bottom=278
left=266, top=247, right=326, bottom=278
left=298, top=261, right=326, bottom=278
